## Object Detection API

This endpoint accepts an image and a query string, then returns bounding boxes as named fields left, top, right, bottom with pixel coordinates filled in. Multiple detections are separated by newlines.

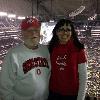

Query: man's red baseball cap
left=21, top=17, right=41, bottom=30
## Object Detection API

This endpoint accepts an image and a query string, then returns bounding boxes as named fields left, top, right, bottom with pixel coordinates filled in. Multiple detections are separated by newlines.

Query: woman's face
left=22, top=27, right=40, bottom=49
left=56, top=24, right=72, bottom=44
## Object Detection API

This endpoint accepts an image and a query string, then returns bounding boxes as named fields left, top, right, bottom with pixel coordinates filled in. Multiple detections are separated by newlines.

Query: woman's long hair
left=48, top=19, right=84, bottom=53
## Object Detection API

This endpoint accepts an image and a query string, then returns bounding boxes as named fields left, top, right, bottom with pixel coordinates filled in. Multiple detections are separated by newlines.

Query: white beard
left=24, top=38, right=40, bottom=48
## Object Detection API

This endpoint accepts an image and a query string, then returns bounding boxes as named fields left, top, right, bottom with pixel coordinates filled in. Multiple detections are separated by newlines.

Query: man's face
left=22, top=27, right=41, bottom=49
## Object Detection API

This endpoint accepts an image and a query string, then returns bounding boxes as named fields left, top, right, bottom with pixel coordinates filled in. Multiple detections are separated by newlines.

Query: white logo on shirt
left=56, top=54, right=67, bottom=66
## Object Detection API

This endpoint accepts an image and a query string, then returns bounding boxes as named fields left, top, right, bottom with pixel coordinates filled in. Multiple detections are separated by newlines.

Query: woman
left=48, top=19, right=88, bottom=100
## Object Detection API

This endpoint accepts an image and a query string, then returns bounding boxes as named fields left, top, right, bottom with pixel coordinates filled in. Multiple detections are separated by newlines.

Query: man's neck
left=24, top=43, right=38, bottom=50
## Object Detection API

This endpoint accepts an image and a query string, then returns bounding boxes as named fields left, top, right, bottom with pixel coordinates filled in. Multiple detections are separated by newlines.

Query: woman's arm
left=77, top=63, right=88, bottom=100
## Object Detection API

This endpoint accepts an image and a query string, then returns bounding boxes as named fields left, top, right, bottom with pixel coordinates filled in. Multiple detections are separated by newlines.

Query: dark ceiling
left=29, top=0, right=100, bottom=21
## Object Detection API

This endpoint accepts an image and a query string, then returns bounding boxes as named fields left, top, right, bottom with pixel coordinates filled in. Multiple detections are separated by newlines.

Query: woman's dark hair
left=48, top=19, right=84, bottom=53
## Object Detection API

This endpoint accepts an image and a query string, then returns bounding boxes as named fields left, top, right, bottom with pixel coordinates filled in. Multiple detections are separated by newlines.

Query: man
left=0, top=17, right=51, bottom=100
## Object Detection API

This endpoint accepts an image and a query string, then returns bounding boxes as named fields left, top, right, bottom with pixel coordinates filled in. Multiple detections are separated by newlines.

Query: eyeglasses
left=57, top=28, right=71, bottom=32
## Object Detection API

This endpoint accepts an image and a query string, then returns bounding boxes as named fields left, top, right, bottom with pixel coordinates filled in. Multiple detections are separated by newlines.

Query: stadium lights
left=0, top=12, right=7, bottom=16
left=69, top=6, right=85, bottom=17
left=91, top=29, right=100, bottom=32
left=17, top=16, right=25, bottom=20
left=0, top=11, right=26, bottom=20
left=5, top=30, right=19, bottom=32
left=0, top=32, right=4, bottom=33
left=7, top=14, right=16, bottom=18
left=88, top=14, right=97, bottom=20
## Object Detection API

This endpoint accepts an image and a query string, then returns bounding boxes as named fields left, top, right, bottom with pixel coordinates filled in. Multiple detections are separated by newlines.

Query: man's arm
left=0, top=51, right=15, bottom=100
